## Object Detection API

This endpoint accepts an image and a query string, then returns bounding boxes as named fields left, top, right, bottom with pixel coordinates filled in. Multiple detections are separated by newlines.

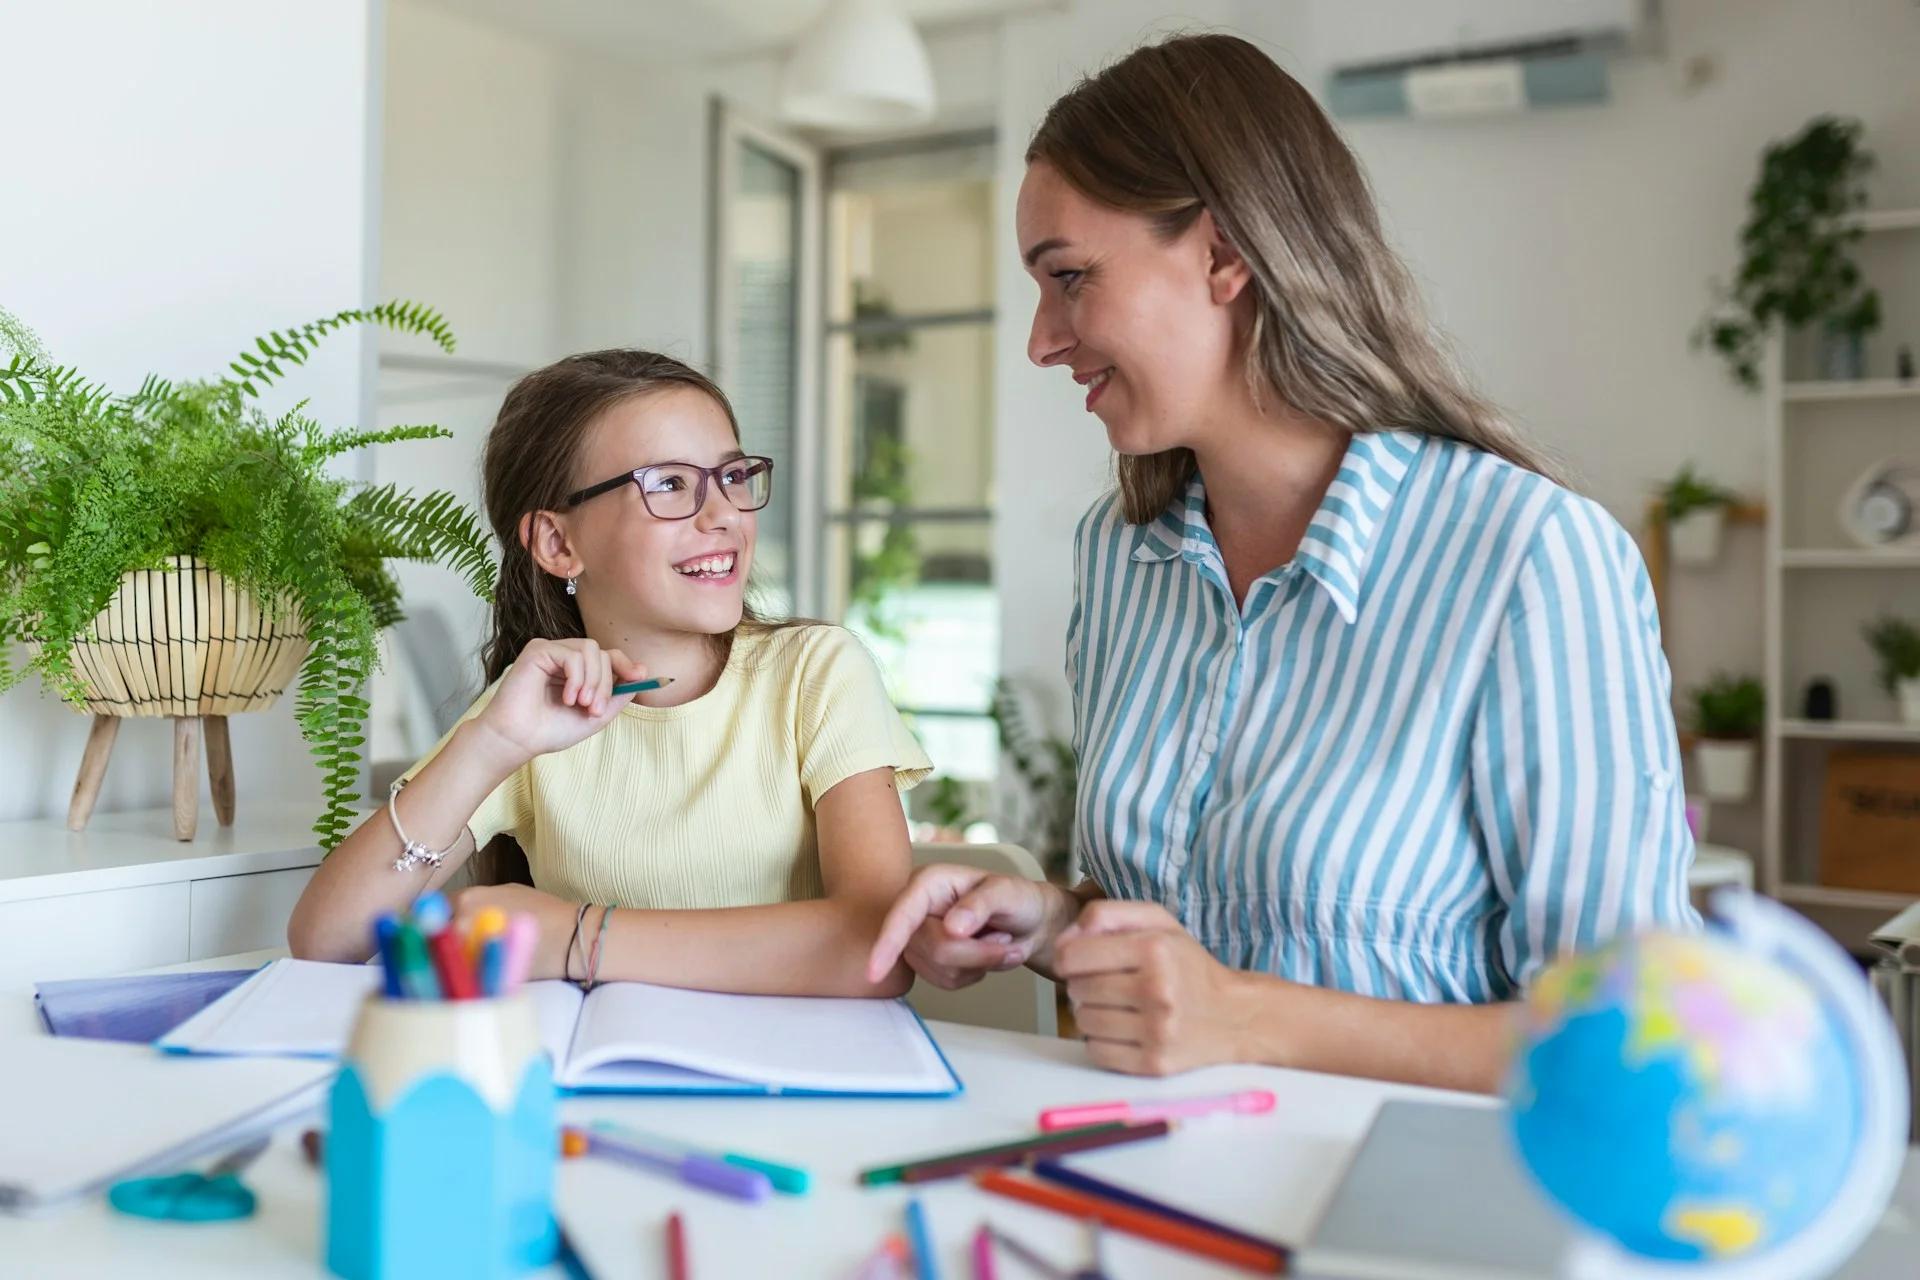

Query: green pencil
left=612, top=676, right=673, bottom=695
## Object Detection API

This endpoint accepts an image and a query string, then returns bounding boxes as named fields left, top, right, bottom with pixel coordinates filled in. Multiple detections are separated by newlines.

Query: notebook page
left=0, top=1035, right=332, bottom=1213
left=564, top=984, right=956, bottom=1094
left=159, top=959, right=380, bottom=1057
left=523, top=979, right=586, bottom=1072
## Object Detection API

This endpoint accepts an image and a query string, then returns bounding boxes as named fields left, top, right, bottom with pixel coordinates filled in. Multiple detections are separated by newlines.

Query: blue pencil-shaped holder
left=325, top=994, right=557, bottom=1280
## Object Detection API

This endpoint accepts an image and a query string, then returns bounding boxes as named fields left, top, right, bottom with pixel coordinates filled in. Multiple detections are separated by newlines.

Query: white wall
left=991, top=0, right=1242, bottom=734
left=991, top=0, right=1920, bottom=798
left=0, top=1, right=381, bottom=822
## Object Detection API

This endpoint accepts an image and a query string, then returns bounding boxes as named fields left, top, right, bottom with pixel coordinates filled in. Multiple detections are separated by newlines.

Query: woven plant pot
left=49, top=556, right=309, bottom=718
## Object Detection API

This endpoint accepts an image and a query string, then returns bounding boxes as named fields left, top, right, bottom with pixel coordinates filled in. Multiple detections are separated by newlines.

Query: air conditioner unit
left=1320, top=0, right=1662, bottom=120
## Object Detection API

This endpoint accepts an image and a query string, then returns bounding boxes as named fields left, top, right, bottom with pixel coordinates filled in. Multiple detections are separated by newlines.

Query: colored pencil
left=666, top=1211, right=689, bottom=1280
left=1031, top=1159, right=1291, bottom=1258
left=858, top=1121, right=1162, bottom=1186
left=906, top=1198, right=940, bottom=1280
left=972, top=1170, right=1287, bottom=1275
left=969, top=1224, right=996, bottom=1280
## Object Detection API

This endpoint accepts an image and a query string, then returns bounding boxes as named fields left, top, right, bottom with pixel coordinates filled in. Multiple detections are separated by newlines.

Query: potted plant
left=1688, top=673, right=1765, bottom=803
left=0, top=302, right=494, bottom=847
left=989, top=677, right=1077, bottom=880
left=1696, top=116, right=1880, bottom=389
left=1657, top=462, right=1740, bottom=566
left=1863, top=615, right=1920, bottom=725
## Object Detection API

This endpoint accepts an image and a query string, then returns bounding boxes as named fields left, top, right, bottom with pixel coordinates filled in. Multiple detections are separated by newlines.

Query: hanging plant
left=1695, top=116, right=1879, bottom=390
left=0, top=302, right=495, bottom=849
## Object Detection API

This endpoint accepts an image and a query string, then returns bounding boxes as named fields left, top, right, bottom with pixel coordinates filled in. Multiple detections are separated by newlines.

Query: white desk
left=2, top=953, right=1481, bottom=1279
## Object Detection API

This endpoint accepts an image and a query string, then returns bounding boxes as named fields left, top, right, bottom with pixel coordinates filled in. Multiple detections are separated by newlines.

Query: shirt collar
left=1128, top=430, right=1424, bottom=624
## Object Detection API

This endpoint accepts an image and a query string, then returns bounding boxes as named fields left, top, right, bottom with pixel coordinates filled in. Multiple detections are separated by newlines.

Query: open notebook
left=158, top=958, right=962, bottom=1097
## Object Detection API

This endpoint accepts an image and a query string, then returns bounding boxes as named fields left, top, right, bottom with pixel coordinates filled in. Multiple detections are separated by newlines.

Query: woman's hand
left=1055, top=900, right=1266, bottom=1076
left=866, top=865, right=1076, bottom=989
left=449, top=884, right=585, bottom=981
left=472, top=637, right=648, bottom=765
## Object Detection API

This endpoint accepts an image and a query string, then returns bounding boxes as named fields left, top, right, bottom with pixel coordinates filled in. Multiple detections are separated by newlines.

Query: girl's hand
left=449, top=884, right=584, bottom=981
left=867, top=865, right=1064, bottom=989
left=1054, top=900, right=1260, bottom=1076
left=473, top=637, right=648, bottom=764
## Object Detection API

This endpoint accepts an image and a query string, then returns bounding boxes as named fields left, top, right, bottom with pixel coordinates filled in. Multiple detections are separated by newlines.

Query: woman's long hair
left=1027, top=33, right=1564, bottom=523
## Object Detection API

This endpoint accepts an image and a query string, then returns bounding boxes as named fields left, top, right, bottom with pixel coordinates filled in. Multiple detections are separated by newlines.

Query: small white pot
left=1897, top=677, right=1920, bottom=726
left=1695, top=739, right=1755, bottom=804
left=1668, top=508, right=1727, bottom=566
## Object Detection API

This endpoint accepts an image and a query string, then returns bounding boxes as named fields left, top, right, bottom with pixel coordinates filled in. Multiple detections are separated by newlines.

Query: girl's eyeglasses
left=565, top=456, right=774, bottom=520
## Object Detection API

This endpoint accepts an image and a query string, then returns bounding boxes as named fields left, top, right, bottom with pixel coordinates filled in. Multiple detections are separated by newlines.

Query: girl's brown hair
left=1027, top=33, right=1564, bottom=523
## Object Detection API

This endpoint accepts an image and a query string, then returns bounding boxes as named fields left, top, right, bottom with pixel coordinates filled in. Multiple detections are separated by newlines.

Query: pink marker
left=1037, top=1088, right=1277, bottom=1132
left=501, top=912, right=539, bottom=993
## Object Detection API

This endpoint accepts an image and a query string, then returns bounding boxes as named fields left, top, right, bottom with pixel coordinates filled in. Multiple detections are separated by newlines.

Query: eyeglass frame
left=563, top=454, right=775, bottom=519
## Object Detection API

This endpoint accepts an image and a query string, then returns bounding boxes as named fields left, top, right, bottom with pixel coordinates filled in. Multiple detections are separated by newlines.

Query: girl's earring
left=565, top=575, right=578, bottom=597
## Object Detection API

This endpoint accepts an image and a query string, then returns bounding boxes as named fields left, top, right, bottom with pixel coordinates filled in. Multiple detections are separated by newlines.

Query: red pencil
left=425, top=927, right=477, bottom=999
left=667, top=1211, right=689, bottom=1280
left=972, top=1170, right=1287, bottom=1275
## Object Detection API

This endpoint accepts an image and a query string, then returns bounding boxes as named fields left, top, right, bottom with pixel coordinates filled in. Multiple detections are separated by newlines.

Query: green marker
left=391, top=921, right=441, bottom=1001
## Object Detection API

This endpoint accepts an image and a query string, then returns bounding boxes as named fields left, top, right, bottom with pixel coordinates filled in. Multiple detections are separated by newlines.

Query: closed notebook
left=158, top=957, right=962, bottom=1097
left=35, top=969, right=258, bottom=1043
left=0, top=1035, right=332, bottom=1215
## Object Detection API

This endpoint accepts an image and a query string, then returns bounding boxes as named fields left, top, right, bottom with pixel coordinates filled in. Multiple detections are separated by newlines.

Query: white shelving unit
left=1761, top=208, right=1920, bottom=936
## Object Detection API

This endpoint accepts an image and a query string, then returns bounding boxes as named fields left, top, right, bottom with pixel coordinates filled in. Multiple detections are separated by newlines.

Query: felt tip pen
left=1038, top=1088, right=1276, bottom=1131
left=589, top=1121, right=809, bottom=1194
left=565, top=1128, right=771, bottom=1202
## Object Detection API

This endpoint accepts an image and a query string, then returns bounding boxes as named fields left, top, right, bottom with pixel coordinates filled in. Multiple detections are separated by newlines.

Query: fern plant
left=0, top=302, right=495, bottom=849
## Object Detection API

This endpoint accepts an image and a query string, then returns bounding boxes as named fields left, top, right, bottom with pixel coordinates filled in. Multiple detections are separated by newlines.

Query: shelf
left=1776, top=883, right=1918, bottom=912
left=1777, top=719, right=1920, bottom=742
left=1782, top=378, right=1920, bottom=402
left=1779, top=549, right=1920, bottom=568
left=1845, top=208, right=1920, bottom=234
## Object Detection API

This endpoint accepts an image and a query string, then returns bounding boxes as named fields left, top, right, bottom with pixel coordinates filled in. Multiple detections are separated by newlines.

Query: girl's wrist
left=452, top=715, right=534, bottom=781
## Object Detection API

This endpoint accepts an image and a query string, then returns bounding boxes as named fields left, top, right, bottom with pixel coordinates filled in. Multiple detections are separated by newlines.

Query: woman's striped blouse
left=1067, top=430, right=1699, bottom=1003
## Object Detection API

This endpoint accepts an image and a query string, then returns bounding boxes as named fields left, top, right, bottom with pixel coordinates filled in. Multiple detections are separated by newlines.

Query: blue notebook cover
left=35, top=969, right=261, bottom=1043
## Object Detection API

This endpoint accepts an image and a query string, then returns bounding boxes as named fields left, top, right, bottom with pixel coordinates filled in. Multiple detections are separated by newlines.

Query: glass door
left=709, top=102, right=821, bottom=617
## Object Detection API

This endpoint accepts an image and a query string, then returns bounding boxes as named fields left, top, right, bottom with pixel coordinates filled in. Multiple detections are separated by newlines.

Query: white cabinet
left=188, top=866, right=316, bottom=960
left=0, top=882, right=191, bottom=984
left=0, top=802, right=332, bottom=987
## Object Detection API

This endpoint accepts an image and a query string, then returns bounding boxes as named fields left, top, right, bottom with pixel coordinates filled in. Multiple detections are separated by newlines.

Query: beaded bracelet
left=387, top=777, right=461, bottom=872
left=583, top=906, right=615, bottom=992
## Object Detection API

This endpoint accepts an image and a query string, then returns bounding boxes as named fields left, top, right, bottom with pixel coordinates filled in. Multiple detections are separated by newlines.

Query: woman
left=867, top=34, right=1696, bottom=1093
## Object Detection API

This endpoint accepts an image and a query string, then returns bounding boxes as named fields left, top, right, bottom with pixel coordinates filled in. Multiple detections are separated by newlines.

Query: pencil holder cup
left=324, top=994, right=557, bottom=1280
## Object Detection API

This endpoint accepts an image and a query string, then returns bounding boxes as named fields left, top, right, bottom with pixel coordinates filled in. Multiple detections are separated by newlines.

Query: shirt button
left=1200, top=733, right=1220, bottom=754
left=1648, top=768, right=1673, bottom=792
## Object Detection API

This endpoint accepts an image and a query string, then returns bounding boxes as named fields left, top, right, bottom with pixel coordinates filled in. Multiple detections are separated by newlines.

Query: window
left=823, top=132, right=998, bottom=795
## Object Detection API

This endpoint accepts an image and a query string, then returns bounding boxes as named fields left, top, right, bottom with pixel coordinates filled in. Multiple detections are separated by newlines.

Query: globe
left=1507, top=891, right=1909, bottom=1280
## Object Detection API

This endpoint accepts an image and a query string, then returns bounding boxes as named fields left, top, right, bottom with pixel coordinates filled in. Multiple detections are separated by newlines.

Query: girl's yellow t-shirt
left=411, top=625, right=932, bottom=910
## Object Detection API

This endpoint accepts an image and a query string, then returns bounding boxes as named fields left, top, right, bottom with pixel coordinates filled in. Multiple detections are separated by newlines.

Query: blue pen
left=372, top=914, right=406, bottom=999
left=478, top=935, right=506, bottom=997
left=906, top=1198, right=939, bottom=1280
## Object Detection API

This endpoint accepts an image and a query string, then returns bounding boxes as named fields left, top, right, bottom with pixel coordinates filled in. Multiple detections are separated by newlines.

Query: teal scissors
left=107, top=1136, right=269, bottom=1223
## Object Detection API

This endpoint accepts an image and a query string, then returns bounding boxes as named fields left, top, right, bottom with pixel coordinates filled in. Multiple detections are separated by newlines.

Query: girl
left=290, top=350, right=930, bottom=996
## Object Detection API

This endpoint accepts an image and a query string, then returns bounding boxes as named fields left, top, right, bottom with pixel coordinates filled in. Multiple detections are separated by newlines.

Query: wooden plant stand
left=68, top=714, right=238, bottom=841
left=48, top=556, right=309, bottom=843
